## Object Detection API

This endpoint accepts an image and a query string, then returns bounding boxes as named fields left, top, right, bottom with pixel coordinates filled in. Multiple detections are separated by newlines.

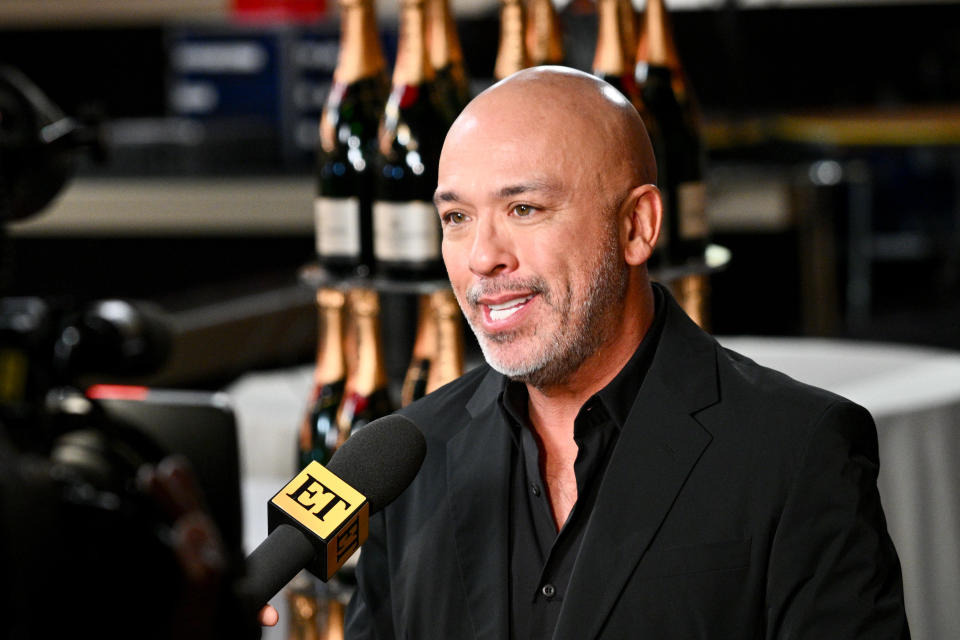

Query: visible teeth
left=487, top=295, right=533, bottom=321
left=488, top=295, right=532, bottom=311
left=490, top=307, right=520, bottom=321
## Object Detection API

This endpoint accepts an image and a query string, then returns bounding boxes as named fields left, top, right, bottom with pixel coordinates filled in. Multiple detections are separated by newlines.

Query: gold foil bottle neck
left=427, top=0, right=465, bottom=70
left=429, top=287, right=461, bottom=319
left=494, top=0, right=530, bottom=80
left=635, top=0, right=696, bottom=112
left=333, top=0, right=387, bottom=84
left=593, top=0, right=629, bottom=76
left=315, top=288, right=347, bottom=386
left=317, top=287, right=347, bottom=310
left=637, top=0, right=671, bottom=68
left=345, top=288, right=389, bottom=396
left=346, top=287, right=380, bottom=316
left=286, top=585, right=321, bottom=640
left=619, top=0, right=638, bottom=69
left=674, top=273, right=709, bottom=331
left=320, top=596, right=346, bottom=640
left=526, top=0, right=564, bottom=66
left=401, top=294, right=438, bottom=407
left=411, top=294, right=439, bottom=360
left=393, top=0, right=434, bottom=87
left=426, top=288, right=464, bottom=393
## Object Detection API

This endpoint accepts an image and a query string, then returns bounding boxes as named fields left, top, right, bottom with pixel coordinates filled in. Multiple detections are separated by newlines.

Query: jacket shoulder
left=716, top=343, right=860, bottom=414
left=705, top=343, right=878, bottom=470
left=397, top=363, right=496, bottom=440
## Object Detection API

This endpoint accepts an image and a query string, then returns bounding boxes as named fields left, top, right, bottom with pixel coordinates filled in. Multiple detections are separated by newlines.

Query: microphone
left=242, top=414, right=425, bottom=609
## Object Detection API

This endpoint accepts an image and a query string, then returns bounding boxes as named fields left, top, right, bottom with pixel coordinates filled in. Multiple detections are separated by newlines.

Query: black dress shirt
left=500, top=287, right=666, bottom=640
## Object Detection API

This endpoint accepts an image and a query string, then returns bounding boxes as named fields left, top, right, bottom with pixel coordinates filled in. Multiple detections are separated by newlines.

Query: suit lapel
left=554, top=294, right=720, bottom=640
left=447, top=369, right=512, bottom=640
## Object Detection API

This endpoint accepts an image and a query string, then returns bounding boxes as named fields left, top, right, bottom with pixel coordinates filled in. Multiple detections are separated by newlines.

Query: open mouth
left=480, top=293, right=537, bottom=328
left=487, top=295, right=535, bottom=321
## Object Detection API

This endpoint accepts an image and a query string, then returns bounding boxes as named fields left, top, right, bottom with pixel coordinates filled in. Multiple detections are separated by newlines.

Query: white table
left=228, top=366, right=315, bottom=640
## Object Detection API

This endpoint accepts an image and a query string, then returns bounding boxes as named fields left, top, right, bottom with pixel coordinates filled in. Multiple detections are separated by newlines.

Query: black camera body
left=0, top=67, right=258, bottom=639
left=0, top=297, right=257, bottom=639
left=0, top=393, right=194, bottom=639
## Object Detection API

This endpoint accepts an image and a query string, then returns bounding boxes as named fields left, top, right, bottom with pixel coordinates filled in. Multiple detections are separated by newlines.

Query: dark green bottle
left=315, top=0, right=389, bottom=278
left=335, top=288, right=394, bottom=440
left=372, top=0, right=447, bottom=281
left=427, top=0, right=471, bottom=127
left=635, top=0, right=708, bottom=267
left=298, top=288, right=347, bottom=468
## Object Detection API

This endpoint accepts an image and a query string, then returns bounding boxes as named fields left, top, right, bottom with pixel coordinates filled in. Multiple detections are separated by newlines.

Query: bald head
left=442, top=66, right=657, bottom=192
left=435, top=67, right=664, bottom=391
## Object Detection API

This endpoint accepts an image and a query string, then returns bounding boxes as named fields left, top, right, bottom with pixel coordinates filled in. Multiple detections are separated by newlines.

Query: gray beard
left=466, top=224, right=629, bottom=390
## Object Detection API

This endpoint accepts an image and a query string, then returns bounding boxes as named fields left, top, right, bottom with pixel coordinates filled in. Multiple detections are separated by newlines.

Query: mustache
left=465, top=277, right=549, bottom=306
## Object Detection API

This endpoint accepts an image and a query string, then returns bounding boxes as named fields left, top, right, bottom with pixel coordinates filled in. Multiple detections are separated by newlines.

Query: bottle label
left=315, top=196, right=361, bottom=258
left=373, top=200, right=441, bottom=262
left=678, top=181, right=708, bottom=240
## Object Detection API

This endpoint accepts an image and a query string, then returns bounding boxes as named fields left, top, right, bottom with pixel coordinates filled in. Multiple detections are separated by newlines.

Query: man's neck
left=525, top=335, right=636, bottom=431
left=525, top=280, right=655, bottom=437
left=523, top=280, right=656, bottom=528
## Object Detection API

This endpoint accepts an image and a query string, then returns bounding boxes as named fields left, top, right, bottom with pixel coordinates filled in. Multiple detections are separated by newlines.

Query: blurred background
left=0, top=0, right=960, bottom=386
left=2, top=0, right=959, bottom=637
left=3, top=0, right=959, bottom=392
left=0, top=0, right=960, bottom=378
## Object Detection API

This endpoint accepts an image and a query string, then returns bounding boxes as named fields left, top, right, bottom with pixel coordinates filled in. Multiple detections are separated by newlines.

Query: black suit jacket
left=345, top=291, right=909, bottom=639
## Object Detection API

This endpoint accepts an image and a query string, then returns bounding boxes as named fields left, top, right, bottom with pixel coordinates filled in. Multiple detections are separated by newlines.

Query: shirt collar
left=498, top=283, right=667, bottom=434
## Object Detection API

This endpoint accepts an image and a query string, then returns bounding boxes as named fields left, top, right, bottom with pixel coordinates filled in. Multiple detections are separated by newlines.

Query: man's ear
left=622, top=184, right=663, bottom=266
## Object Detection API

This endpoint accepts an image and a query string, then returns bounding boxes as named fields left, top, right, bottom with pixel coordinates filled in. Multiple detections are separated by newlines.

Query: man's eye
left=443, top=211, right=467, bottom=225
left=513, top=204, right=535, bottom=217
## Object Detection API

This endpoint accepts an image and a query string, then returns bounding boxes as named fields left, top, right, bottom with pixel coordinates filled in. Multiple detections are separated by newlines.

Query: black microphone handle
left=240, top=415, right=426, bottom=611
left=242, top=523, right=317, bottom=610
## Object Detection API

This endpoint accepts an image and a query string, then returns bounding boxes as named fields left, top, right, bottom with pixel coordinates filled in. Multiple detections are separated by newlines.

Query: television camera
left=0, top=65, right=259, bottom=639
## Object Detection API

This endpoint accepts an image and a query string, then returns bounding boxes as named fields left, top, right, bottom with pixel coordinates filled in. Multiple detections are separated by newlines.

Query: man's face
left=435, top=105, right=629, bottom=389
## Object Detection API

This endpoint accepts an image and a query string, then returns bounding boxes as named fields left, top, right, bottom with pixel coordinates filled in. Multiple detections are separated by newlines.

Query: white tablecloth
left=242, top=476, right=296, bottom=640
left=229, top=367, right=314, bottom=640
left=230, top=338, right=960, bottom=639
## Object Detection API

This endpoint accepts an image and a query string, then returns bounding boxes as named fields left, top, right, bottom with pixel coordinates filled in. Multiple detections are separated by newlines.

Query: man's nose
left=468, top=216, right=517, bottom=277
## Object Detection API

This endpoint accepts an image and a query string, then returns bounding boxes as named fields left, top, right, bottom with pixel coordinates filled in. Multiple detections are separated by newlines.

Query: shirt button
left=541, top=584, right=556, bottom=599
left=529, top=482, right=541, bottom=497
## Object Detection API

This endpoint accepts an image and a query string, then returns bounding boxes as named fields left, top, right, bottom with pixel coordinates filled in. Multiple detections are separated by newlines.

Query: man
left=344, top=67, right=909, bottom=638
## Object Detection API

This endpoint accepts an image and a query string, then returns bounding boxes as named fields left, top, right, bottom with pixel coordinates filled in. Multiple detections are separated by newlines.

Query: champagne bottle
left=675, top=270, right=709, bottom=330
left=591, top=0, right=659, bottom=164
left=401, top=294, right=437, bottom=407
left=592, top=0, right=640, bottom=101
left=619, top=0, right=638, bottom=62
left=320, top=597, right=346, bottom=640
left=635, top=0, right=697, bottom=115
left=316, top=0, right=389, bottom=278
left=286, top=575, right=321, bottom=640
left=635, top=0, right=708, bottom=266
left=373, top=0, right=446, bottom=280
left=425, top=288, right=465, bottom=394
left=592, top=0, right=666, bottom=267
left=525, top=0, right=564, bottom=67
left=427, top=0, right=471, bottom=126
left=336, top=288, right=394, bottom=442
left=297, top=288, right=347, bottom=469
left=494, top=0, right=530, bottom=81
